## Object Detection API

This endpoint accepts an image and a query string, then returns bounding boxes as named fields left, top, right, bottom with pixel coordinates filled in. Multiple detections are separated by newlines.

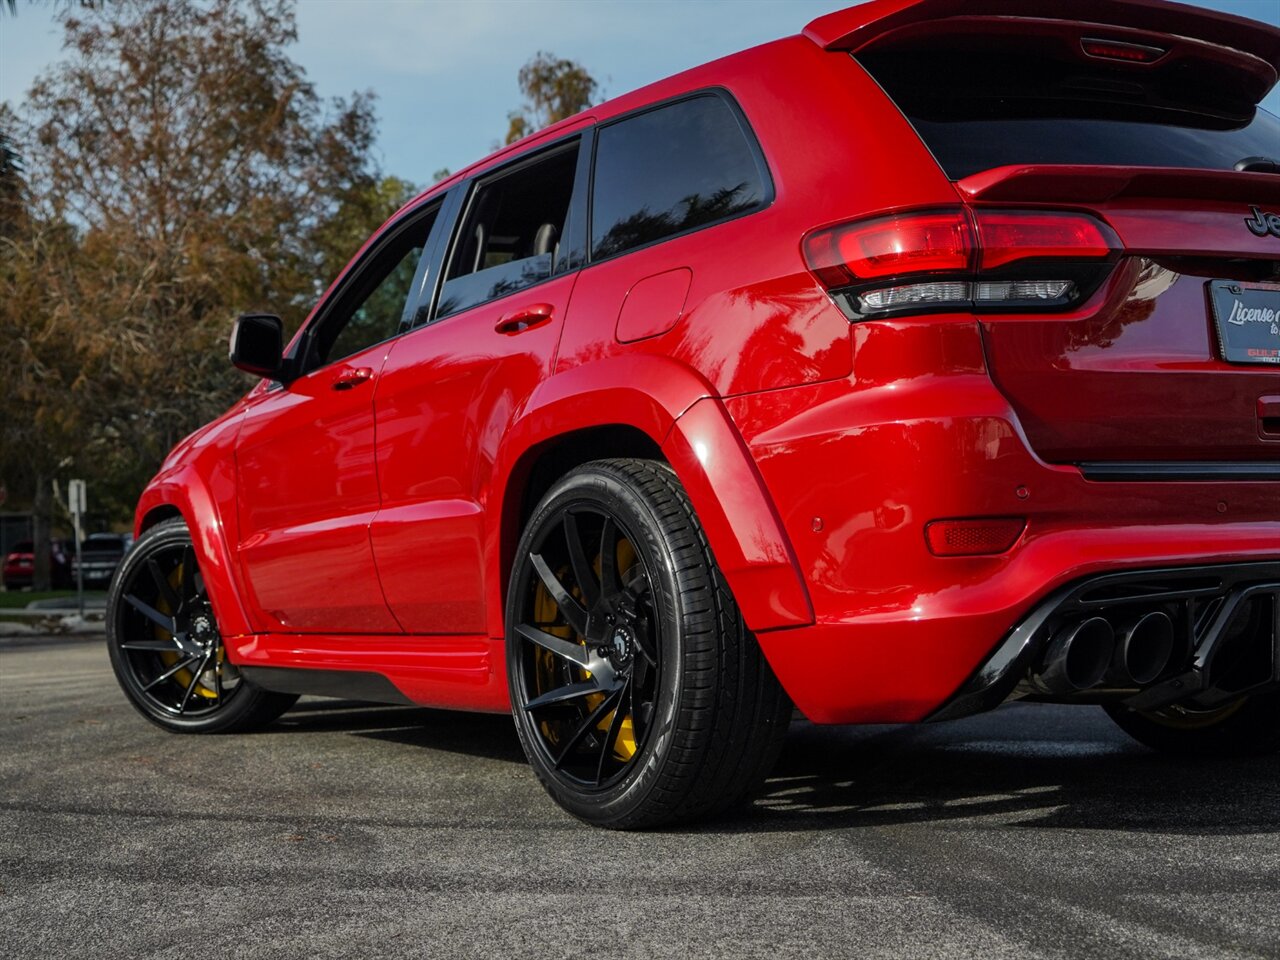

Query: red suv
left=4, top=539, right=74, bottom=591
left=107, top=0, right=1280, bottom=828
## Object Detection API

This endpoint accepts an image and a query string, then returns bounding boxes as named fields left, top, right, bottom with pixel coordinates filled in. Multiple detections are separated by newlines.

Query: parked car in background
left=72, top=533, right=132, bottom=589
left=107, top=0, right=1280, bottom=829
left=3, top=539, right=74, bottom=590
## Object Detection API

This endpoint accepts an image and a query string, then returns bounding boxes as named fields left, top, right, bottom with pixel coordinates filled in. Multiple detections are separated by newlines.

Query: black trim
left=585, top=86, right=776, bottom=267
left=928, top=561, right=1280, bottom=722
left=559, top=126, right=595, bottom=275
left=1080, top=461, right=1280, bottom=482
left=241, top=666, right=415, bottom=705
left=407, top=182, right=467, bottom=328
left=401, top=185, right=464, bottom=332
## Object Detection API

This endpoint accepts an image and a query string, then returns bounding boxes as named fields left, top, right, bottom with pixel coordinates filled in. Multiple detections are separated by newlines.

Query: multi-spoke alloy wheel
left=107, top=518, right=297, bottom=733
left=507, top=459, right=792, bottom=829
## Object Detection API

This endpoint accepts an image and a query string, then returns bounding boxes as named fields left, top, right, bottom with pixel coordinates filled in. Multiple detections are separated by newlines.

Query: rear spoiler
left=804, top=0, right=1280, bottom=101
left=957, top=165, right=1280, bottom=206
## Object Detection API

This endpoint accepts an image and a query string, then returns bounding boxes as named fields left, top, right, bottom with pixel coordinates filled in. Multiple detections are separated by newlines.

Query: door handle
left=332, top=367, right=374, bottom=391
left=494, top=303, right=555, bottom=335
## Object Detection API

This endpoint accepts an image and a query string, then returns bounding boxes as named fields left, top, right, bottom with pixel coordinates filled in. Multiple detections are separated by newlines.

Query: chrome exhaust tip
left=1036, top=616, right=1114, bottom=693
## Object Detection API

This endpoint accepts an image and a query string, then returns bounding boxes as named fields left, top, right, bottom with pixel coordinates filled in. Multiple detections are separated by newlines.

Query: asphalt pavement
left=2, top=637, right=1278, bottom=960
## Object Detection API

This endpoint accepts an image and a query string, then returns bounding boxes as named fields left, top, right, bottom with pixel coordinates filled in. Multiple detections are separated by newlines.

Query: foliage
left=505, top=51, right=597, bottom=144
left=0, top=0, right=414, bottom=558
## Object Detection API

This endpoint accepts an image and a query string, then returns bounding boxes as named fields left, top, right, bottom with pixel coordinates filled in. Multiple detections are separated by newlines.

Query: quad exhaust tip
left=1109, top=610, right=1176, bottom=686
left=1034, top=609, right=1180, bottom=694
left=1038, top=616, right=1114, bottom=693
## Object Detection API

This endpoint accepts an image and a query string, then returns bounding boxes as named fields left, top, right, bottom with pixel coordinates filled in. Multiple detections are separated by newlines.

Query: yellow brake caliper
left=532, top=537, right=640, bottom=762
left=155, top=561, right=219, bottom=699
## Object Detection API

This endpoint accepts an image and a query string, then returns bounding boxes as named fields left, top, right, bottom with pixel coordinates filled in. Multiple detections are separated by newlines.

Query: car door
left=234, top=201, right=442, bottom=634
left=371, top=133, right=589, bottom=635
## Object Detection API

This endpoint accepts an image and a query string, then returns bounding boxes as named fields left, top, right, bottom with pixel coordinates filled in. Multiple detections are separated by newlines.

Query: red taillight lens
left=925, top=518, right=1026, bottom=557
left=805, top=209, right=1114, bottom=287
left=974, top=211, right=1113, bottom=270
left=803, top=211, right=974, bottom=286
left=803, top=209, right=1118, bottom=316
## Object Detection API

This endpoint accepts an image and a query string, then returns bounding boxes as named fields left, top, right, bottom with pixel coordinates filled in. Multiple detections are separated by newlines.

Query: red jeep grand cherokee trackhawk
left=107, top=0, right=1280, bottom=828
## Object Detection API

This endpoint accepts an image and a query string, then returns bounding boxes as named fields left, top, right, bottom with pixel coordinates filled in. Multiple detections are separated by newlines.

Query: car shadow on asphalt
left=265, top=698, right=1279, bottom=835
left=720, top=714, right=1280, bottom=836
left=271, top=697, right=528, bottom=765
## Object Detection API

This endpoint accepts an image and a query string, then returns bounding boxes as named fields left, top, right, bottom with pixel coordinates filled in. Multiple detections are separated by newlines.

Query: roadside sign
left=69, top=479, right=86, bottom=616
left=68, top=479, right=86, bottom=515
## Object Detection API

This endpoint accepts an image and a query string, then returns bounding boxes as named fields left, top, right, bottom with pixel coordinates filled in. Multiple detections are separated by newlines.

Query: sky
left=3, top=0, right=1280, bottom=189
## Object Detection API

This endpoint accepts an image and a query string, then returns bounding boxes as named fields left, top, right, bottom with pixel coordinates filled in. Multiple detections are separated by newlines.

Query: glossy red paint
left=371, top=274, right=578, bottom=635
left=133, top=0, right=1280, bottom=724
left=235, top=343, right=401, bottom=635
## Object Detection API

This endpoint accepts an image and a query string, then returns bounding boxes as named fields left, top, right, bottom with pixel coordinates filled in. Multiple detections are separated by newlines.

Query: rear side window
left=590, top=94, right=768, bottom=261
left=859, top=48, right=1280, bottom=180
left=437, top=141, right=579, bottom=319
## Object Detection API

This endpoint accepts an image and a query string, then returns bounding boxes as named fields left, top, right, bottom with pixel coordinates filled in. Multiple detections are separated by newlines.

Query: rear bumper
left=725, top=319, right=1280, bottom=723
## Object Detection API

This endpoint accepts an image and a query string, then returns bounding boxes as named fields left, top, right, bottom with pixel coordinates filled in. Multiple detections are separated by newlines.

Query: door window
left=435, top=141, right=580, bottom=320
left=308, top=203, right=438, bottom=369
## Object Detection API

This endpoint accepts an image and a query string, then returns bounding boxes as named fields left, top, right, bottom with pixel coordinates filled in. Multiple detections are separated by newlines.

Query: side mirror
left=229, top=313, right=285, bottom=380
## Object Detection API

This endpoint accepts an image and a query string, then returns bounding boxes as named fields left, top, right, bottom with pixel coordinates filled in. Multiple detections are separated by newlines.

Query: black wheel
left=107, top=518, right=297, bottom=733
left=506, top=459, right=791, bottom=829
left=1104, top=692, right=1280, bottom=757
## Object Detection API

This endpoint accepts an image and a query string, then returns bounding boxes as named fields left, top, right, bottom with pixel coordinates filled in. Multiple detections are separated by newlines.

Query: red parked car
left=108, top=0, right=1280, bottom=828
left=4, top=539, right=74, bottom=591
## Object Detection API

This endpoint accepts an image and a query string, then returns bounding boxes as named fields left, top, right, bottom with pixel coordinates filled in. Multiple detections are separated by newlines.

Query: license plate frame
left=1208, top=280, right=1280, bottom=366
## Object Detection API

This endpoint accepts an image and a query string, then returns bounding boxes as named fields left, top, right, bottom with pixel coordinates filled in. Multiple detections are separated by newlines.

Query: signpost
left=68, top=479, right=86, bottom=618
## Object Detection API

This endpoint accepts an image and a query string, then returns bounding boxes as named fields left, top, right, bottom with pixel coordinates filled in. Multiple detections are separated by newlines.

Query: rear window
left=590, top=93, right=768, bottom=261
left=859, top=49, right=1280, bottom=180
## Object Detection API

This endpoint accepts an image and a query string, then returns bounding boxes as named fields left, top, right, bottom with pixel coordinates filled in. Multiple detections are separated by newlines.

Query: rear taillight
left=973, top=212, right=1112, bottom=270
left=803, top=208, right=1119, bottom=319
left=804, top=211, right=972, bottom=287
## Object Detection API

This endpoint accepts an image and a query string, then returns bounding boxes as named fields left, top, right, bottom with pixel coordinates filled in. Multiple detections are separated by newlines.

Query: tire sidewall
left=107, top=518, right=262, bottom=734
left=506, top=464, right=691, bottom=825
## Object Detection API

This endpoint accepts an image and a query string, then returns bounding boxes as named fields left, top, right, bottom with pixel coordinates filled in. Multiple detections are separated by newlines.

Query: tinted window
left=436, top=142, right=579, bottom=319
left=81, top=537, right=125, bottom=556
left=591, top=95, right=767, bottom=260
left=314, top=205, right=438, bottom=367
left=860, top=49, right=1280, bottom=180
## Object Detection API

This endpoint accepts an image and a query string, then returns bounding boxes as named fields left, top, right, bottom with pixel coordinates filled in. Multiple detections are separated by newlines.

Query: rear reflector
left=925, top=518, right=1026, bottom=557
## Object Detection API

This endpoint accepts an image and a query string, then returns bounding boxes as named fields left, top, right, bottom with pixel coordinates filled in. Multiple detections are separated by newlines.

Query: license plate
left=1209, top=280, right=1280, bottom=365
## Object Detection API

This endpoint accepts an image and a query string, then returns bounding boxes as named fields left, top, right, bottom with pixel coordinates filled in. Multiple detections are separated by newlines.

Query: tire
left=107, top=517, right=297, bottom=734
left=1104, top=692, right=1280, bottom=757
left=506, top=458, right=792, bottom=829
